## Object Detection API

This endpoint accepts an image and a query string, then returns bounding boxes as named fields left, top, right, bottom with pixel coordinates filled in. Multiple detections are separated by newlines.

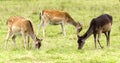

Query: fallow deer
left=38, top=10, right=82, bottom=37
left=5, top=16, right=42, bottom=49
left=77, top=14, right=112, bottom=49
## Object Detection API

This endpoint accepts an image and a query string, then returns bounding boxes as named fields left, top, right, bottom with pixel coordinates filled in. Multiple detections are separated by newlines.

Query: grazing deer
left=5, top=16, right=42, bottom=49
left=38, top=10, right=82, bottom=37
left=77, top=14, right=112, bottom=49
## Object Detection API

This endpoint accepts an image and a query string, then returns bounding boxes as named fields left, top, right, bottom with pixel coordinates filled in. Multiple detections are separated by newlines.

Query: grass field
left=0, top=0, right=120, bottom=63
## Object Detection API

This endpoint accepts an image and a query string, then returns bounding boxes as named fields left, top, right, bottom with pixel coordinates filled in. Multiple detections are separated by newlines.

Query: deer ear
left=78, top=22, right=83, bottom=27
left=77, top=35, right=80, bottom=38
left=40, top=39, right=43, bottom=41
left=77, top=22, right=80, bottom=25
left=84, top=34, right=87, bottom=37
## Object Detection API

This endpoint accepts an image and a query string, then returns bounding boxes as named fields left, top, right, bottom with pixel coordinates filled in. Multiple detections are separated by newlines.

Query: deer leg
left=12, top=35, right=17, bottom=49
left=38, top=15, right=48, bottom=37
left=93, top=33, right=97, bottom=48
left=22, top=32, right=27, bottom=49
left=104, top=31, right=110, bottom=47
left=61, top=23, right=66, bottom=36
left=38, top=18, right=44, bottom=35
left=104, top=32, right=108, bottom=46
left=107, top=31, right=110, bottom=47
left=42, top=26, right=45, bottom=37
left=5, top=30, right=12, bottom=49
left=37, top=24, right=41, bottom=35
left=41, top=20, right=48, bottom=37
left=27, top=36, right=30, bottom=48
left=97, top=31, right=103, bottom=48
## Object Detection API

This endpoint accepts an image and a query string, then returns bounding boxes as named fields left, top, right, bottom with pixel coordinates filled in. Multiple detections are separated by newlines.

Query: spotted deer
left=38, top=10, right=82, bottom=37
left=77, top=14, right=112, bottom=49
left=5, top=16, right=42, bottom=49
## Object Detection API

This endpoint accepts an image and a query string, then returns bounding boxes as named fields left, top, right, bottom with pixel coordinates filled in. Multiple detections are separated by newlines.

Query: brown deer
left=5, top=16, right=42, bottom=49
left=77, top=14, right=112, bottom=49
left=38, top=10, right=82, bottom=37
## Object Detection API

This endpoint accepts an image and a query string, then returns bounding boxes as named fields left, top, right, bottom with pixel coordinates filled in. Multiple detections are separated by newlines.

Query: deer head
left=77, top=35, right=86, bottom=49
left=35, top=38, right=42, bottom=49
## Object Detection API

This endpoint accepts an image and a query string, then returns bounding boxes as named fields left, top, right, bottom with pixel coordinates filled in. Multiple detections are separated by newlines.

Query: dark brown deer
left=38, top=10, right=82, bottom=37
left=77, top=14, right=112, bottom=49
left=5, top=16, right=42, bottom=49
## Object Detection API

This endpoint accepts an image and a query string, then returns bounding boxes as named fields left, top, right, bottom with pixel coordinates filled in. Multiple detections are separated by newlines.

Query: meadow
left=0, top=0, right=120, bottom=63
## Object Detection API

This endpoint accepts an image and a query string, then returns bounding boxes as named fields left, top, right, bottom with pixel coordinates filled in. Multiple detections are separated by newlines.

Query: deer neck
left=68, top=18, right=78, bottom=27
left=29, top=32, right=37, bottom=42
left=82, top=26, right=93, bottom=40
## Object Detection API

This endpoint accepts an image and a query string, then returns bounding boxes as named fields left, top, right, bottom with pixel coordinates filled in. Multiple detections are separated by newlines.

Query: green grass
left=0, top=0, right=120, bottom=63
